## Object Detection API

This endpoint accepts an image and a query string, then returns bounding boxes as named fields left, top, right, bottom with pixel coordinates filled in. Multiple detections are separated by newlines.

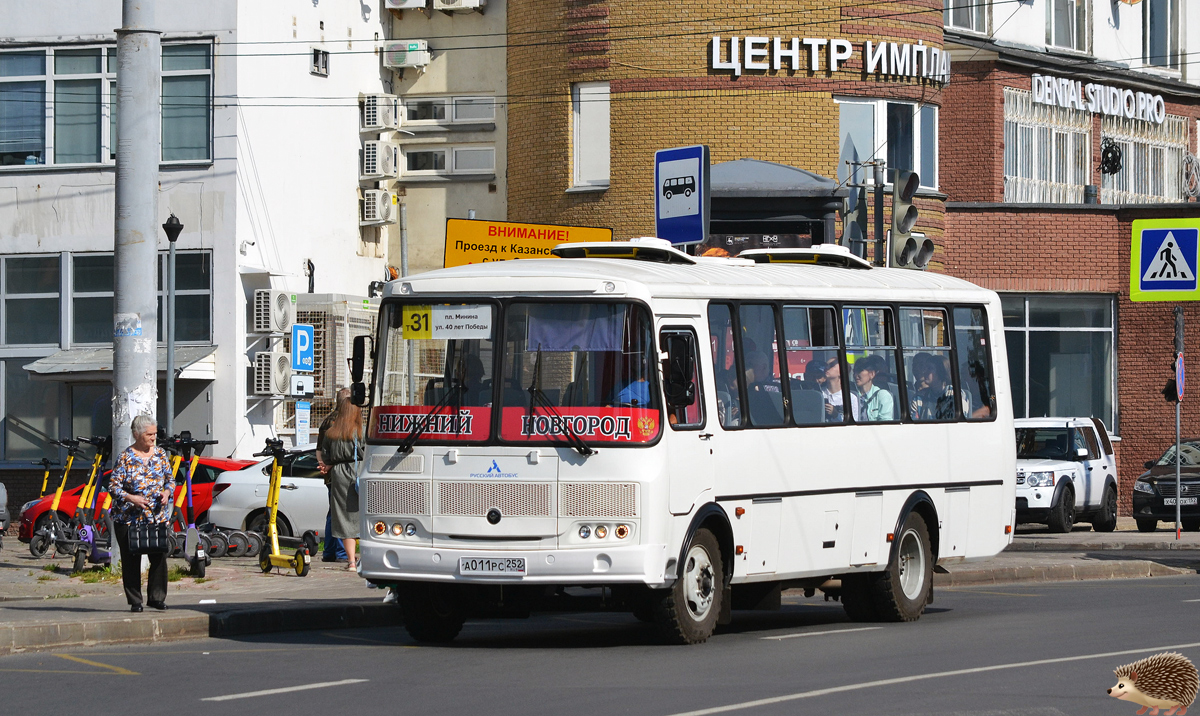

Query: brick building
left=940, top=0, right=1200, bottom=517
left=505, top=0, right=951, bottom=259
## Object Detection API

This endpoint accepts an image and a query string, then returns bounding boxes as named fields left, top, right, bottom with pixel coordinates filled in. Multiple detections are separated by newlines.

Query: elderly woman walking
left=108, top=415, right=174, bottom=612
left=319, top=389, right=364, bottom=569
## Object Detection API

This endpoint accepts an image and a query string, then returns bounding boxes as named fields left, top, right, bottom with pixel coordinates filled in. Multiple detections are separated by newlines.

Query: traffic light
left=889, top=170, right=934, bottom=269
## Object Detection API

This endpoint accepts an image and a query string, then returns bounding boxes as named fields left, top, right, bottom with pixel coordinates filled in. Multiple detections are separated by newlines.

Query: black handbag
left=128, top=522, right=170, bottom=554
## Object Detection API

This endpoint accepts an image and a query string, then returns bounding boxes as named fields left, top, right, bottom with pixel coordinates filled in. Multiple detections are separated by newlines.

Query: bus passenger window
left=739, top=304, right=785, bottom=427
left=782, top=306, right=840, bottom=425
left=844, top=307, right=899, bottom=423
left=953, top=307, right=996, bottom=420
left=900, top=308, right=967, bottom=422
left=707, top=304, right=743, bottom=428
left=660, top=329, right=704, bottom=429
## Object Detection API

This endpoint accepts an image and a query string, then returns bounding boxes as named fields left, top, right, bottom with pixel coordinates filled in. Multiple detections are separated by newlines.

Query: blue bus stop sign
left=291, top=324, right=314, bottom=373
left=654, top=145, right=710, bottom=246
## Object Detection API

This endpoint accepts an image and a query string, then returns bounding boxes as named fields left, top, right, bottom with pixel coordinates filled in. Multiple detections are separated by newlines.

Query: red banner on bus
left=499, top=407, right=660, bottom=443
left=370, top=405, right=491, bottom=441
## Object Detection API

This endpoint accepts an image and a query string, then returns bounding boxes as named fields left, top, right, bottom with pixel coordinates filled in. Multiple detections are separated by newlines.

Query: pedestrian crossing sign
left=1131, top=219, right=1200, bottom=302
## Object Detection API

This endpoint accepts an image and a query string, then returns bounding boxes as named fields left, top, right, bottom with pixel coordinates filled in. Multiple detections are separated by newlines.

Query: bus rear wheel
left=396, top=582, right=467, bottom=643
left=654, top=528, right=723, bottom=644
left=870, top=511, right=933, bottom=622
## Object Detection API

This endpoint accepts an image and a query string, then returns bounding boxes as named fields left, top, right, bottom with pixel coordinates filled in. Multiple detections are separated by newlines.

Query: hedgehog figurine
left=1108, top=652, right=1199, bottom=715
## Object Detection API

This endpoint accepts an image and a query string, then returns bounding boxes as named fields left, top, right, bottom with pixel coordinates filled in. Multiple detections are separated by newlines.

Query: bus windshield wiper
left=527, top=346, right=595, bottom=457
left=397, top=369, right=466, bottom=456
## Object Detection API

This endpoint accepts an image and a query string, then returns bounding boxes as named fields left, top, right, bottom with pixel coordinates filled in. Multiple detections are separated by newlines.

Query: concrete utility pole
left=112, top=0, right=162, bottom=454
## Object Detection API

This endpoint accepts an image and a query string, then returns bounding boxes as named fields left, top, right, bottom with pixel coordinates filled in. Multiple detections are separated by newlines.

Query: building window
left=402, top=95, right=495, bottom=125
left=1144, top=0, right=1180, bottom=69
left=572, top=81, right=610, bottom=189
left=400, top=145, right=495, bottom=176
left=1100, top=114, right=1188, bottom=203
left=0, top=44, right=211, bottom=167
left=3, top=256, right=61, bottom=346
left=310, top=48, right=330, bottom=77
left=71, top=254, right=114, bottom=344
left=156, top=251, right=213, bottom=343
left=837, top=99, right=938, bottom=189
left=1046, top=0, right=1088, bottom=52
left=1002, top=88, right=1091, bottom=203
left=161, top=44, right=212, bottom=162
left=1001, top=294, right=1114, bottom=430
left=944, top=0, right=987, bottom=33
left=2, top=359, right=61, bottom=461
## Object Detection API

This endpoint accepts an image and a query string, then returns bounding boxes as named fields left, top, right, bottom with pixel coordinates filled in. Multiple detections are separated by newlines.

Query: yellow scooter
left=34, top=457, right=53, bottom=498
left=29, top=439, right=83, bottom=558
left=253, top=438, right=310, bottom=577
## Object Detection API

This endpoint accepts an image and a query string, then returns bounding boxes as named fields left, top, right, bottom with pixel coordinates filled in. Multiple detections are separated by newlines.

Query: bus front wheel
left=654, top=528, right=724, bottom=644
left=871, top=511, right=933, bottom=622
left=397, top=582, right=467, bottom=643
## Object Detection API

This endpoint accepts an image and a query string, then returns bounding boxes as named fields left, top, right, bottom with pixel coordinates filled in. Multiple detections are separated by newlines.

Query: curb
left=935, top=559, right=1192, bottom=587
left=1008, top=541, right=1200, bottom=552
left=0, top=601, right=401, bottom=657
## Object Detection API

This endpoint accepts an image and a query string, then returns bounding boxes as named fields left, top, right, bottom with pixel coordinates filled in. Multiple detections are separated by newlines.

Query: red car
left=18, top=456, right=255, bottom=543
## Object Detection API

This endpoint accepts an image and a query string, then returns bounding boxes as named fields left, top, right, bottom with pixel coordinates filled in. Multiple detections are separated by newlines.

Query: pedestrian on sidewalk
left=320, top=388, right=363, bottom=570
left=108, top=415, right=173, bottom=613
left=316, top=404, right=346, bottom=563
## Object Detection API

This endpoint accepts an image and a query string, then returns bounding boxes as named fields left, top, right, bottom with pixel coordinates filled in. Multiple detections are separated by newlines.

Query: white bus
left=351, top=238, right=1016, bottom=644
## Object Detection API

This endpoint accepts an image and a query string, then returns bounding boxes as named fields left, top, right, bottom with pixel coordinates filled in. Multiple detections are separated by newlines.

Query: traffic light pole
left=873, top=163, right=885, bottom=267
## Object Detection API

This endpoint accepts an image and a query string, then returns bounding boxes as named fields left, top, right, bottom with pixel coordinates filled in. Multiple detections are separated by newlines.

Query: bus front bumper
left=359, top=540, right=671, bottom=588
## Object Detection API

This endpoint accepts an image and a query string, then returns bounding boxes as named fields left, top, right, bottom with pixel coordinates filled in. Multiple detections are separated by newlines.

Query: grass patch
left=47, top=592, right=79, bottom=599
left=167, top=565, right=189, bottom=582
left=74, top=568, right=120, bottom=584
left=36, top=574, right=57, bottom=582
left=194, top=577, right=210, bottom=584
left=41, top=564, right=58, bottom=572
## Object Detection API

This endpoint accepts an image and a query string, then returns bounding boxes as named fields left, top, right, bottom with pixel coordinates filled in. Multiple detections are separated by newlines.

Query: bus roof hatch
left=551, top=237, right=696, bottom=265
left=739, top=245, right=873, bottom=270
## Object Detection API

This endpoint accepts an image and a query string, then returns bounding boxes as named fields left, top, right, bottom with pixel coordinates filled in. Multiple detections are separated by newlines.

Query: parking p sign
left=291, top=324, right=314, bottom=372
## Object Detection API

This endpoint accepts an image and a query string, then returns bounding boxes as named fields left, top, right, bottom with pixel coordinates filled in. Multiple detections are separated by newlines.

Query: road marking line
left=55, top=654, right=138, bottom=675
left=201, top=678, right=368, bottom=702
left=761, top=627, right=883, bottom=641
left=665, top=641, right=1200, bottom=716
left=940, top=589, right=1043, bottom=597
left=0, top=669, right=105, bottom=674
left=1184, top=599, right=1200, bottom=602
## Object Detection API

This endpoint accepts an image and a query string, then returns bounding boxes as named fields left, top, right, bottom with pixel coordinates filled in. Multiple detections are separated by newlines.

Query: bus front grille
left=437, top=482, right=553, bottom=517
left=365, top=479, right=429, bottom=515
left=559, top=482, right=638, bottom=518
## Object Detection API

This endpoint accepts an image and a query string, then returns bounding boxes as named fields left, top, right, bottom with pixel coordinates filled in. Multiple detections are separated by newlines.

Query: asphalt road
left=2, top=576, right=1199, bottom=716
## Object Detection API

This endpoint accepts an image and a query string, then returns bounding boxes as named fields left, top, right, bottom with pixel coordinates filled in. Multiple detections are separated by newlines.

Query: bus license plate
left=1163, top=498, right=1198, bottom=506
left=459, top=557, right=526, bottom=576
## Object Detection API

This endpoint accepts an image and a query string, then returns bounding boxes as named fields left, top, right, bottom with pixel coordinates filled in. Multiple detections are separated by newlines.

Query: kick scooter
left=253, top=438, right=312, bottom=577
left=70, top=436, right=114, bottom=573
left=30, top=439, right=83, bottom=558
left=162, top=432, right=218, bottom=576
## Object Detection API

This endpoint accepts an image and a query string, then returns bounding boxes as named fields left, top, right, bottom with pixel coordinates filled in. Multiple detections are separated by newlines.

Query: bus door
left=660, top=326, right=714, bottom=515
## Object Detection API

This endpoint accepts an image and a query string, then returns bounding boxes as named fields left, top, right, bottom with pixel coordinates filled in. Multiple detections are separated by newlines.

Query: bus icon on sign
left=662, top=176, right=695, bottom=199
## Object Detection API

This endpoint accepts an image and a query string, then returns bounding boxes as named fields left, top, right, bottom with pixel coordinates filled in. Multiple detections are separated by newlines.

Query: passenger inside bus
left=853, top=354, right=895, bottom=422
left=908, top=352, right=968, bottom=421
left=823, top=357, right=860, bottom=422
left=743, top=346, right=784, bottom=425
left=460, top=355, right=492, bottom=406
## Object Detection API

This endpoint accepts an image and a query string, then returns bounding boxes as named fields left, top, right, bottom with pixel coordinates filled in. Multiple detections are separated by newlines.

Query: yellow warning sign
left=443, top=218, right=612, bottom=268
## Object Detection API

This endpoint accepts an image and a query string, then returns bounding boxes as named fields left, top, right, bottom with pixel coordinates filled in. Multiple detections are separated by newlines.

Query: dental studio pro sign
left=1032, top=73, right=1166, bottom=125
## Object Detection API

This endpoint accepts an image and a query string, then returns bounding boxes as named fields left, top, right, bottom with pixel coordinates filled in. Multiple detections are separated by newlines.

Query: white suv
left=1014, top=417, right=1118, bottom=533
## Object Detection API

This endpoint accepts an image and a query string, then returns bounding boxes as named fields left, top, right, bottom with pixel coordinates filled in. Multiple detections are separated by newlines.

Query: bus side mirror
left=350, top=335, right=371, bottom=406
left=663, top=334, right=696, bottom=408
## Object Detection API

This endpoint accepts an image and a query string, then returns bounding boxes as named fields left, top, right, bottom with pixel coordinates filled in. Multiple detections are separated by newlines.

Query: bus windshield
left=369, top=300, right=662, bottom=446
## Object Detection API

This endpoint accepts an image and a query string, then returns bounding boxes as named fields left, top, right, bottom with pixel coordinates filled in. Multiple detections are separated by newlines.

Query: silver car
left=208, top=450, right=328, bottom=537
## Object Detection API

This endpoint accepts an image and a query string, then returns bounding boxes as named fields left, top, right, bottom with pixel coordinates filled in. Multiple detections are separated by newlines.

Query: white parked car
left=1014, top=417, right=1118, bottom=533
left=208, top=449, right=329, bottom=537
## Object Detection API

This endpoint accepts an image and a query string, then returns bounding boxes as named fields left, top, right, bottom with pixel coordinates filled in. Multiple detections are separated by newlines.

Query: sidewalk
left=1, top=517, right=1197, bottom=656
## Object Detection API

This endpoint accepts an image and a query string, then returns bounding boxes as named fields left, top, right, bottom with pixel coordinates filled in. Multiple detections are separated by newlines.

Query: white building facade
left=0, top=0, right=391, bottom=469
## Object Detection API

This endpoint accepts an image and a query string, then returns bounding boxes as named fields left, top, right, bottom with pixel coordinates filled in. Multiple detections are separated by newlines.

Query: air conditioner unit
left=434, top=0, right=486, bottom=10
left=361, top=140, right=398, bottom=179
left=361, top=190, right=396, bottom=225
left=361, top=94, right=398, bottom=132
left=383, top=40, right=430, bottom=69
left=254, top=351, right=293, bottom=396
left=253, top=289, right=296, bottom=334
left=385, top=0, right=427, bottom=8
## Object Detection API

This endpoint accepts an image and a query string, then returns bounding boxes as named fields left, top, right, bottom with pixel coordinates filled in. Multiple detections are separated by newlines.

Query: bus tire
left=1047, top=485, right=1075, bottom=534
left=840, top=574, right=880, bottom=622
left=869, top=511, right=933, bottom=622
left=654, top=528, right=723, bottom=644
left=397, top=582, right=467, bottom=643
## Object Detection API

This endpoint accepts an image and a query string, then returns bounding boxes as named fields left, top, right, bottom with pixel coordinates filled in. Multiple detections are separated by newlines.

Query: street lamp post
left=162, top=214, right=183, bottom=437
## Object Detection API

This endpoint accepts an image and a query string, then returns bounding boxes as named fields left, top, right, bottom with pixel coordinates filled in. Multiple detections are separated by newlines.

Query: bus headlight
left=391, top=523, right=404, bottom=536
left=405, top=523, right=417, bottom=536
left=615, top=524, right=630, bottom=539
left=578, top=525, right=591, bottom=539
left=595, top=525, right=608, bottom=539
left=373, top=521, right=386, bottom=535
